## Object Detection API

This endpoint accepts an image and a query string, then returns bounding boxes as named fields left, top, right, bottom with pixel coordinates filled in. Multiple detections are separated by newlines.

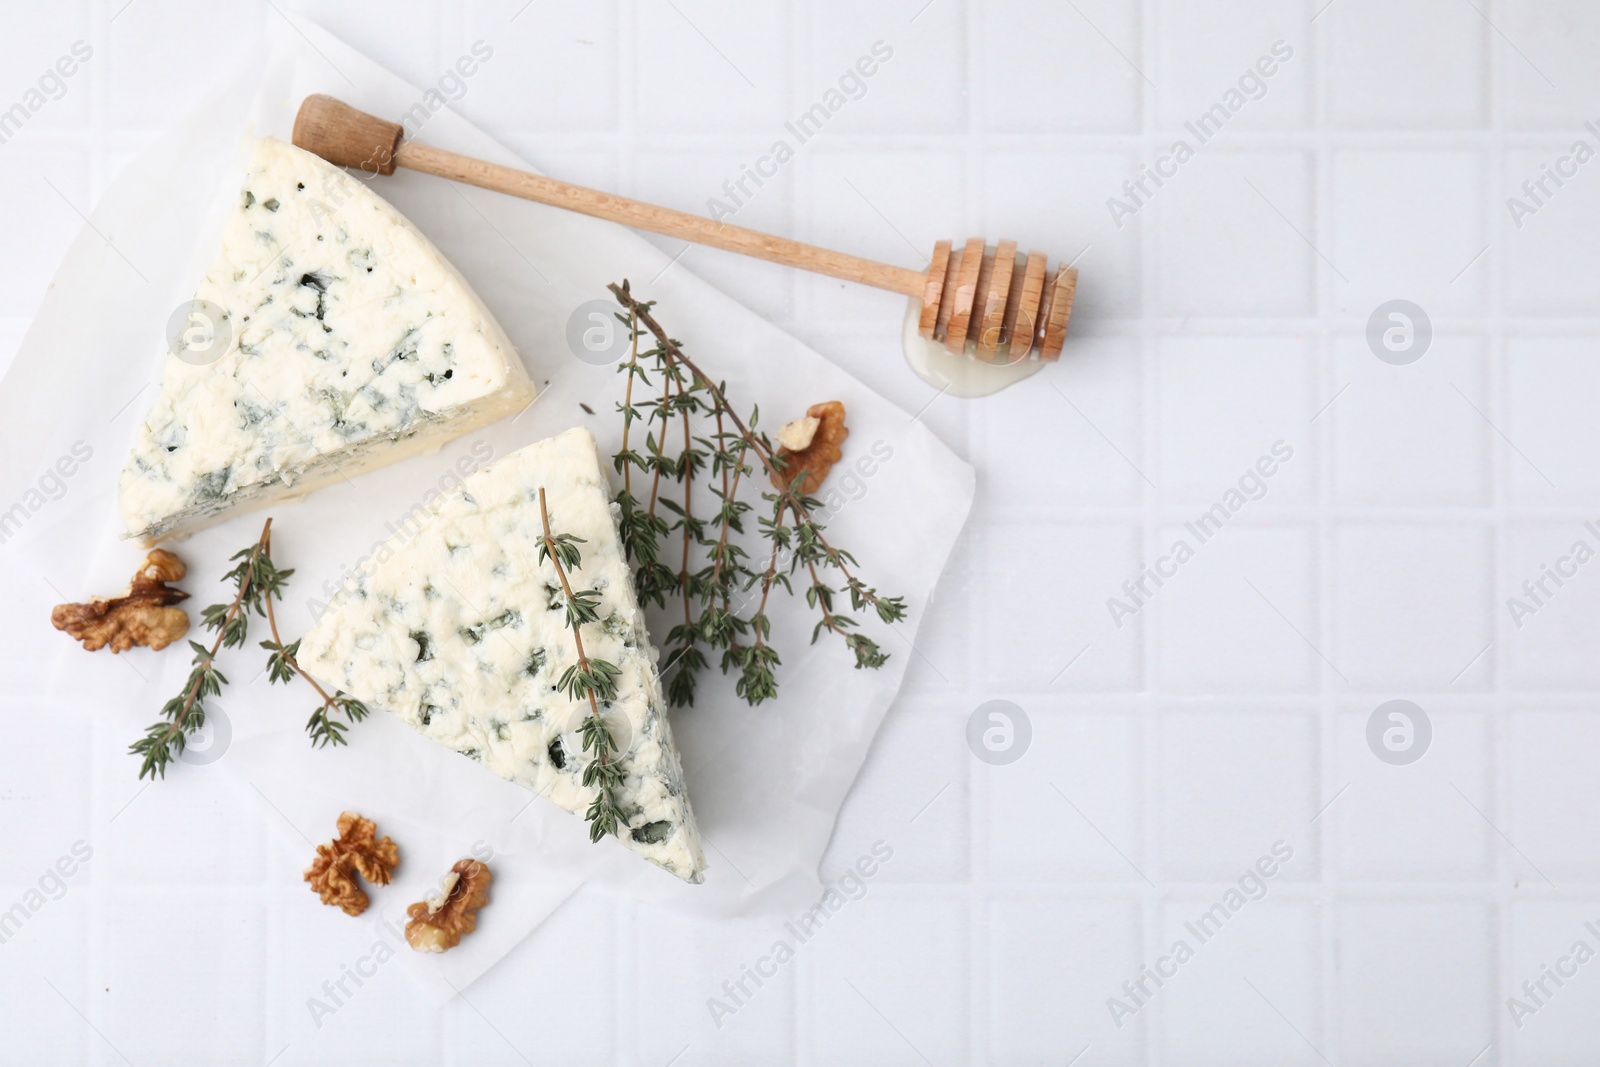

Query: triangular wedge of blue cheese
left=297, top=427, right=707, bottom=882
left=120, top=136, right=535, bottom=543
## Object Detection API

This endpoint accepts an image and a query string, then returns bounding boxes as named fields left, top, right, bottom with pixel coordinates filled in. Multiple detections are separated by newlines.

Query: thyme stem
left=709, top=432, right=747, bottom=597
left=645, top=346, right=673, bottom=519
left=174, top=530, right=262, bottom=736
left=620, top=305, right=640, bottom=497
left=539, top=489, right=600, bottom=697
left=536, top=487, right=626, bottom=842
left=261, top=530, right=334, bottom=708
left=752, top=500, right=785, bottom=651
left=678, top=376, right=695, bottom=630
left=253, top=526, right=369, bottom=748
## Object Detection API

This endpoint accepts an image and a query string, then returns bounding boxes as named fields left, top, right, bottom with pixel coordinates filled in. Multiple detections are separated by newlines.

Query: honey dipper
left=293, top=94, right=1077, bottom=363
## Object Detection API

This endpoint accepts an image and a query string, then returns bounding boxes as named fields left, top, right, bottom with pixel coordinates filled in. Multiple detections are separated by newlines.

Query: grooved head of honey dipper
left=921, top=240, right=1077, bottom=365
left=293, top=95, right=403, bottom=176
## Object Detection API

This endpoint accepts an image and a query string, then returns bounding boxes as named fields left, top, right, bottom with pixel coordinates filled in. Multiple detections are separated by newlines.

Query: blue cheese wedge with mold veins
left=119, top=136, right=535, bottom=543
left=296, top=427, right=707, bottom=883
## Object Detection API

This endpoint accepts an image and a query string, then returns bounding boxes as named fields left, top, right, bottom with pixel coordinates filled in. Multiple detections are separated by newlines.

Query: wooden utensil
left=292, top=94, right=1077, bottom=362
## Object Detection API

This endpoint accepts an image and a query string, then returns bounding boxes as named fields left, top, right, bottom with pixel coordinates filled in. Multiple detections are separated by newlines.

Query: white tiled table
left=5, top=1, right=1600, bottom=1063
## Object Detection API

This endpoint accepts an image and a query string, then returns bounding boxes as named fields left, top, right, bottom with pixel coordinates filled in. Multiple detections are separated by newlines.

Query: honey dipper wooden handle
left=293, top=94, right=927, bottom=298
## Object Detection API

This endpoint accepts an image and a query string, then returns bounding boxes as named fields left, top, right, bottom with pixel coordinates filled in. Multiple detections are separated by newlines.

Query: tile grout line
left=26, top=126, right=1600, bottom=155
left=1485, top=2, right=1511, bottom=1061
left=87, top=1, right=113, bottom=1058
left=961, top=1, right=987, bottom=1063
left=1136, top=0, right=1161, bottom=1062
left=1306, top=0, right=1343, bottom=1058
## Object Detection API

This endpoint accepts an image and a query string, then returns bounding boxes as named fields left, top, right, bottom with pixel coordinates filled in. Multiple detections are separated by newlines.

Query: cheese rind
left=119, top=137, right=535, bottom=543
left=297, top=428, right=707, bottom=883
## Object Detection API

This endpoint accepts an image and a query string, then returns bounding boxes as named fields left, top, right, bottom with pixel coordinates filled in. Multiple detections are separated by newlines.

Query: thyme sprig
left=131, top=518, right=368, bottom=777
left=255, top=521, right=370, bottom=747
left=606, top=280, right=906, bottom=706
left=130, top=521, right=277, bottom=779
left=536, top=487, right=627, bottom=843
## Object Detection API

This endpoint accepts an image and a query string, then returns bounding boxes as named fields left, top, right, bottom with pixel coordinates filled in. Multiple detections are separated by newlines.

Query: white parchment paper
left=0, top=13, right=972, bottom=1003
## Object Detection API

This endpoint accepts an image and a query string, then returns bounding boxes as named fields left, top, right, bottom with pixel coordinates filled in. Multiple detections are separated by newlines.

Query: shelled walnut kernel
left=405, top=859, right=492, bottom=953
left=304, top=811, right=400, bottom=917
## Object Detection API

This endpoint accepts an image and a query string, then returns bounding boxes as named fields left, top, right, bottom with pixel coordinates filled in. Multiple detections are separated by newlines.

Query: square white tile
left=1330, top=332, right=1492, bottom=507
left=1156, top=334, right=1315, bottom=504
left=1332, top=704, right=1494, bottom=881
left=1156, top=708, right=1319, bottom=882
left=1155, top=524, right=1319, bottom=692
left=1156, top=900, right=1324, bottom=1067
left=987, top=521, right=1145, bottom=691
left=1335, top=900, right=1497, bottom=1067
left=1154, top=0, right=1311, bottom=132
left=1330, top=149, right=1489, bottom=317
left=1331, top=523, right=1495, bottom=691
left=806, top=0, right=967, bottom=135
left=1156, top=151, right=1316, bottom=317
left=1321, top=0, right=1487, bottom=129
left=984, top=707, right=1144, bottom=883
left=985, top=896, right=1146, bottom=1065
left=980, top=0, right=1143, bottom=134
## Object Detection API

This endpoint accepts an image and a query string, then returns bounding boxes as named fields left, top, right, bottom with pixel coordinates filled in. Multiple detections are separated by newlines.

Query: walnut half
left=304, top=812, right=401, bottom=917
left=770, top=401, right=849, bottom=496
left=405, top=859, right=492, bottom=953
left=51, top=549, right=191, bottom=652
